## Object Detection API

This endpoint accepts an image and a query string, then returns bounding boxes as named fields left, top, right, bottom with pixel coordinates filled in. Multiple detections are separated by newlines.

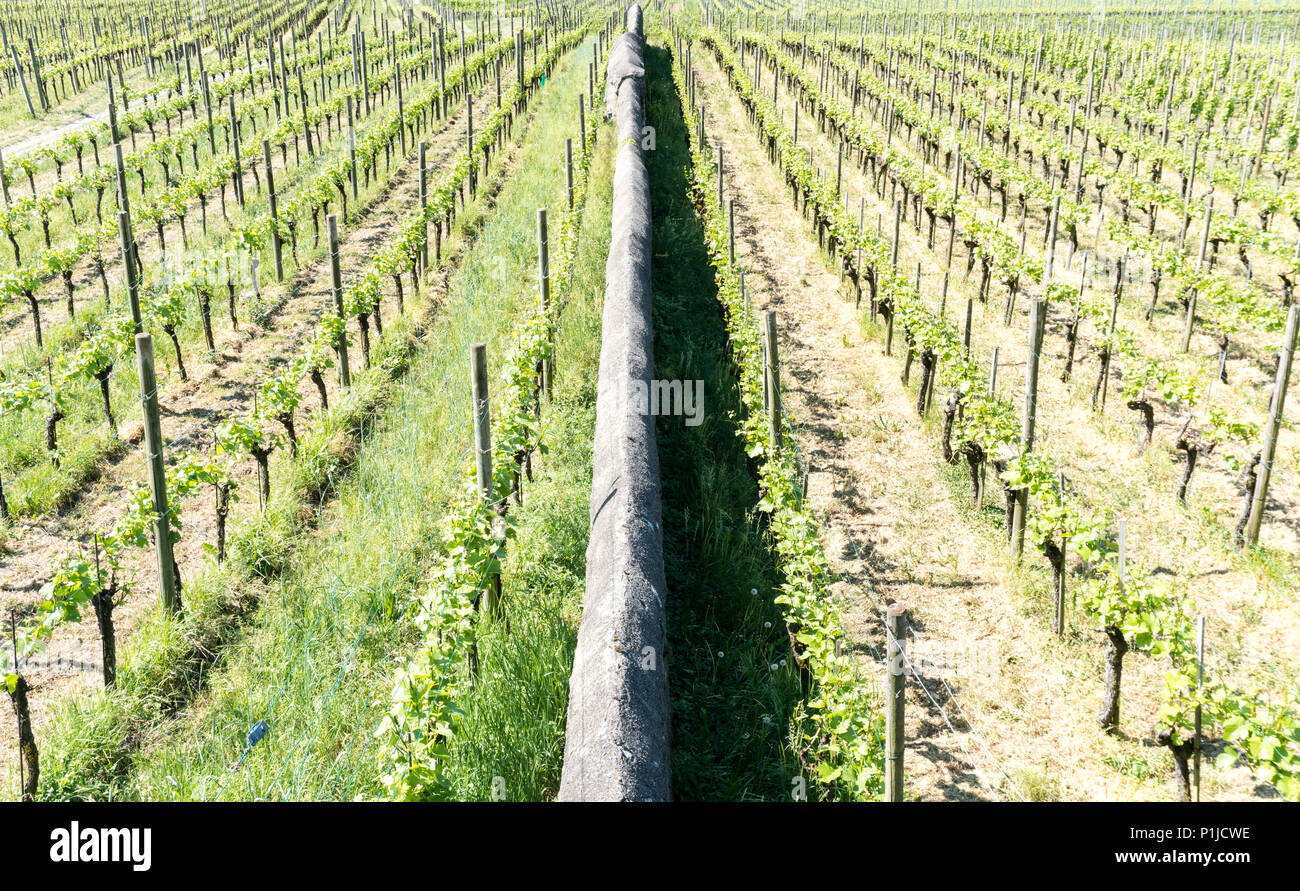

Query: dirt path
left=3, top=109, right=112, bottom=159
left=689, top=47, right=1276, bottom=802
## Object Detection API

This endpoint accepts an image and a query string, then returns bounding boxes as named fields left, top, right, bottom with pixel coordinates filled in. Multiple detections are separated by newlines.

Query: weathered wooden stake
left=835, top=139, right=844, bottom=196
left=1012, top=299, right=1046, bottom=558
left=135, top=333, right=180, bottom=614
left=105, top=182, right=136, bottom=304
left=565, top=138, right=575, bottom=210
left=538, top=208, right=552, bottom=397
left=264, top=140, right=282, bottom=281
left=885, top=602, right=907, bottom=802
left=471, top=342, right=501, bottom=616
left=1054, top=470, right=1067, bottom=637
left=717, top=143, right=724, bottom=209
left=728, top=197, right=737, bottom=267
left=1194, top=615, right=1206, bottom=801
left=1245, top=304, right=1299, bottom=544
left=348, top=96, right=359, bottom=202
left=763, top=310, right=782, bottom=454
left=1183, top=201, right=1214, bottom=353
left=578, top=93, right=586, bottom=155
left=113, top=141, right=131, bottom=220
left=229, top=94, right=244, bottom=206
left=10, top=44, right=34, bottom=117
left=419, top=141, right=429, bottom=273
left=327, top=215, right=352, bottom=388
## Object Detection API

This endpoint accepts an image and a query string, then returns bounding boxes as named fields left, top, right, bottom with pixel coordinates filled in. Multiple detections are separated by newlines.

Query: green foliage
left=1215, top=693, right=1300, bottom=801
left=1079, top=558, right=1167, bottom=652
left=374, top=26, right=596, bottom=800
left=216, top=415, right=280, bottom=458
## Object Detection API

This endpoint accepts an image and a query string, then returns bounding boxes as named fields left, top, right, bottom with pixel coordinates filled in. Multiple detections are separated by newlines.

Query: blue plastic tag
left=246, top=720, right=269, bottom=749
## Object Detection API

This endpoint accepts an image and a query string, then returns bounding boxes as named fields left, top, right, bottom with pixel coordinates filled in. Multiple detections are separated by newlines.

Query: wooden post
left=26, top=36, right=49, bottom=109
left=578, top=93, right=586, bottom=156
left=941, top=211, right=955, bottom=312
left=113, top=141, right=131, bottom=220
left=135, top=333, right=180, bottom=614
left=978, top=347, right=1000, bottom=507
left=728, top=197, right=737, bottom=267
left=225, top=89, right=242, bottom=202
left=565, top=138, right=575, bottom=210
left=467, top=93, right=475, bottom=194
left=891, top=198, right=902, bottom=268
left=1183, top=201, right=1213, bottom=353
left=1012, top=299, right=1046, bottom=558
left=472, top=342, right=493, bottom=503
left=10, top=44, right=35, bottom=118
left=327, top=215, right=352, bottom=388
left=1044, top=196, right=1060, bottom=283
left=717, top=143, right=724, bottom=210
left=1178, top=136, right=1201, bottom=251
left=113, top=55, right=127, bottom=113
left=1054, top=470, right=1067, bottom=637
left=517, top=29, right=525, bottom=90
left=538, top=208, right=552, bottom=397
left=360, top=31, right=371, bottom=116
left=835, top=139, right=844, bottom=196
left=419, top=141, right=429, bottom=273
left=1097, top=257, right=1125, bottom=413
left=264, top=140, right=282, bottom=281
left=1194, top=615, right=1206, bottom=801
left=271, top=32, right=282, bottom=122
left=885, top=602, right=907, bottom=802
left=8, top=609, right=38, bottom=800
left=1254, top=96, right=1271, bottom=179
left=347, top=96, right=359, bottom=203
left=471, top=342, right=501, bottom=616
left=396, top=48, right=406, bottom=156
left=299, top=68, right=314, bottom=158
left=887, top=198, right=901, bottom=355
left=1245, top=304, right=1299, bottom=544
left=118, top=211, right=142, bottom=330
left=763, top=310, right=782, bottom=454
left=197, top=47, right=215, bottom=153
left=438, top=25, right=447, bottom=119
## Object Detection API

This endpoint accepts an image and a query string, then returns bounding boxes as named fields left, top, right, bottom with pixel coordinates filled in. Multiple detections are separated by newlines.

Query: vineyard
left=0, top=0, right=1296, bottom=808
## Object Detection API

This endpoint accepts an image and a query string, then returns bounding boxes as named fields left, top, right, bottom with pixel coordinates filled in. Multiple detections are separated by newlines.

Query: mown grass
left=28, top=36, right=605, bottom=802
left=644, top=39, right=809, bottom=801
left=437, top=115, right=613, bottom=801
